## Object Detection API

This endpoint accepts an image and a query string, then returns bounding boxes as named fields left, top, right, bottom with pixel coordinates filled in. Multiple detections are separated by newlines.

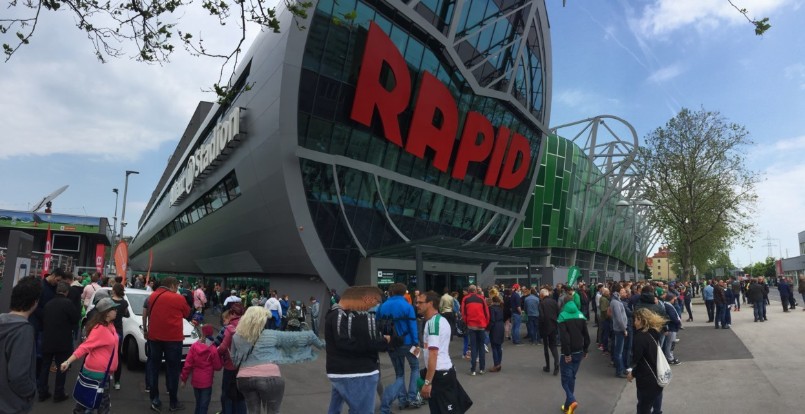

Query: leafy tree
left=0, top=0, right=312, bottom=103
left=638, top=108, right=759, bottom=282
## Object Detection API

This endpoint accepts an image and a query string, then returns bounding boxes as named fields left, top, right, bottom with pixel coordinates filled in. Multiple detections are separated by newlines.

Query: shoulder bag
left=73, top=344, right=116, bottom=409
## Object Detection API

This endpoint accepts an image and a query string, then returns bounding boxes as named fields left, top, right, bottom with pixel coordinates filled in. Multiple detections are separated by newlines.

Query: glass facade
left=513, top=134, right=638, bottom=268
left=297, top=0, right=549, bottom=283
left=131, top=171, right=242, bottom=258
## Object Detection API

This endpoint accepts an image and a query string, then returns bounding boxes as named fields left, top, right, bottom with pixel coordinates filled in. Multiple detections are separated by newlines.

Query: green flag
left=567, top=266, right=581, bottom=287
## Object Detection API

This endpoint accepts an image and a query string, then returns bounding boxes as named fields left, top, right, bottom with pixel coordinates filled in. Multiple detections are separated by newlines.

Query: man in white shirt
left=222, top=290, right=241, bottom=310
left=264, top=292, right=282, bottom=329
left=416, top=291, right=472, bottom=413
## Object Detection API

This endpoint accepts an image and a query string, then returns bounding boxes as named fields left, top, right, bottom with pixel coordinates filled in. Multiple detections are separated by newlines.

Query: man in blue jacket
left=378, top=283, right=422, bottom=412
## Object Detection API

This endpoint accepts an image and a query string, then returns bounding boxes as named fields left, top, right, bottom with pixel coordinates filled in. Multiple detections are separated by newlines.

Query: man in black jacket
left=38, top=282, right=80, bottom=402
left=0, top=276, right=42, bottom=414
left=557, top=286, right=590, bottom=414
left=539, top=288, right=560, bottom=375
left=747, top=278, right=766, bottom=322
left=713, top=281, right=727, bottom=329
left=326, top=286, right=395, bottom=414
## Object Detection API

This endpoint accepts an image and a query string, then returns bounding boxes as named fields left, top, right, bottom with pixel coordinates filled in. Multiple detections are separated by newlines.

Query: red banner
left=42, top=224, right=52, bottom=277
left=114, top=241, right=128, bottom=285
left=95, top=244, right=106, bottom=274
left=145, top=249, right=153, bottom=286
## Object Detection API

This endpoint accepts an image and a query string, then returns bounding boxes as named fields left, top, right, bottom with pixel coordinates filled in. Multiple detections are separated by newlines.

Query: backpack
left=644, top=334, right=672, bottom=387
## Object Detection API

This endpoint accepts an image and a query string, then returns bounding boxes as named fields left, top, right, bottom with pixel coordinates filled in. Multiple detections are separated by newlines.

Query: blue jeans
left=468, top=329, right=486, bottom=372
left=560, top=352, right=584, bottom=408
left=624, top=324, right=634, bottom=368
left=714, top=304, right=725, bottom=327
left=511, top=314, right=522, bottom=343
left=193, top=387, right=212, bottom=414
left=600, top=319, right=611, bottom=350
left=380, top=347, right=419, bottom=413
left=328, top=373, right=379, bottom=414
left=148, top=340, right=182, bottom=408
left=463, top=334, right=469, bottom=356
left=491, top=343, right=502, bottom=367
left=753, top=300, right=766, bottom=321
left=527, top=316, right=540, bottom=343
left=612, top=331, right=625, bottom=375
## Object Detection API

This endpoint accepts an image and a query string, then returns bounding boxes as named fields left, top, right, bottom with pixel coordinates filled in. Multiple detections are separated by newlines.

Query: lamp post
left=616, top=199, right=654, bottom=281
left=112, top=188, right=119, bottom=247
left=119, top=170, right=139, bottom=239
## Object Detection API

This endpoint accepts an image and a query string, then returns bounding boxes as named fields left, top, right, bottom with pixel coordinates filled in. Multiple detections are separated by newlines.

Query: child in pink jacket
left=181, top=325, right=222, bottom=414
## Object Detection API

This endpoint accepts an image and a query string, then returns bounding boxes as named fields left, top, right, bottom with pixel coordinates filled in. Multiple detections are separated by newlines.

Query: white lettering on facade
left=170, top=107, right=242, bottom=205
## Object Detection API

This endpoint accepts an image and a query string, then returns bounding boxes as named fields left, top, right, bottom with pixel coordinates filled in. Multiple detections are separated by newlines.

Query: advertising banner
left=146, top=249, right=153, bottom=285
left=42, top=225, right=52, bottom=277
left=95, top=243, right=105, bottom=274
left=114, top=241, right=128, bottom=284
left=0, top=209, right=101, bottom=234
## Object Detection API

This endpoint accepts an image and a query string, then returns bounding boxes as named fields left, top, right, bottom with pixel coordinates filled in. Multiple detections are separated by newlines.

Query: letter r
left=350, top=22, right=411, bottom=147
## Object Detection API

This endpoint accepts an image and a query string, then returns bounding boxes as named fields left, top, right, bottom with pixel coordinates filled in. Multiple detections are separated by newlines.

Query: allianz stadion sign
left=170, top=108, right=243, bottom=206
left=351, top=22, right=533, bottom=190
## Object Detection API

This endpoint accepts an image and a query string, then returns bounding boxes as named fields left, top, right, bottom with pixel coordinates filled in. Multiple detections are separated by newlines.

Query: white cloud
left=553, top=88, right=622, bottom=122
left=634, top=0, right=790, bottom=39
left=784, top=63, right=805, bottom=89
left=647, top=64, right=684, bottom=83
left=0, top=4, right=266, bottom=161
left=773, top=134, right=805, bottom=150
left=731, top=135, right=805, bottom=265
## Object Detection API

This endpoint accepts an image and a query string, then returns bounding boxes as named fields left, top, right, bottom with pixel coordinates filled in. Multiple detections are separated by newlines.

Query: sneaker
left=114, top=382, right=121, bottom=390
left=150, top=402, right=162, bottom=412
left=479, top=370, right=485, bottom=375
left=470, top=371, right=477, bottom=376
left=169, top=403, right=186, bottom=412
left=674, top=338, right=680, bottom=343
left=38, top=392, right=52, bottom=402
left=560, top=404, right=567, bottom=413
left=567, top=401, right=579, bottom=414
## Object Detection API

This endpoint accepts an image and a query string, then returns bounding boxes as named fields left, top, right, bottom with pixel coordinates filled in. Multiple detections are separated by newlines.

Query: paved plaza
left=30, top=291, right=805, bottom=413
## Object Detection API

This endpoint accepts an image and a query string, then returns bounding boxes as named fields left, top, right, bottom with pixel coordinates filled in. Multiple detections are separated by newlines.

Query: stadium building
left=129, top=0, right=652, bottom=296
left=129, top=0, right=553, bottom=295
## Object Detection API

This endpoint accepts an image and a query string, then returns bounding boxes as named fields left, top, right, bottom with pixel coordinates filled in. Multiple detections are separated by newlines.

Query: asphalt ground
left=30, top=289, right=805, bottom=413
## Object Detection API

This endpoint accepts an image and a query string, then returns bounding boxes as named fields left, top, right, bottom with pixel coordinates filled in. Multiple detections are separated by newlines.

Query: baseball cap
left=512, top=283, right=520, bottom=290
left=95, top=298, right=120, bottom=313
left=231, top=290, right=237, bottom=295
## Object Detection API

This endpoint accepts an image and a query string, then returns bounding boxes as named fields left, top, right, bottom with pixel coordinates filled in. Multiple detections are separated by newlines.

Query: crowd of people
left=4, top=269, right=805, bottom=414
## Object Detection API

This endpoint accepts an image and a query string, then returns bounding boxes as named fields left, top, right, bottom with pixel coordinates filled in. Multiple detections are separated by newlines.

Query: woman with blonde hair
left=230, top=306, right=324, bottom=413
left=626, top=308, right=668, bottom=414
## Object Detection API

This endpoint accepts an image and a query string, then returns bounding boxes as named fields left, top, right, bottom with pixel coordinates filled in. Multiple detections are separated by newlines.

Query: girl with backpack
left=626, top=308, right=668, bottom=414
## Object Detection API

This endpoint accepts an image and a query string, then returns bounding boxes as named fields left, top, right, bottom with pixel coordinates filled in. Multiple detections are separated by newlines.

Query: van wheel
left=125, top=337, right=141, bottom=370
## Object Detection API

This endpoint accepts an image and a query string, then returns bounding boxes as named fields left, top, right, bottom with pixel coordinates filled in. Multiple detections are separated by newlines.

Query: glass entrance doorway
left=424, top=272, right=475, bottom=294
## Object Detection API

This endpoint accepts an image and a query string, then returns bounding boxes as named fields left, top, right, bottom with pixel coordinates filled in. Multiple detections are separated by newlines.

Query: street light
left=112, top=188, right=119, bottom=247
left=119, top=170, right=139, bottom=239
left=616, top=199, right=654, bottom=281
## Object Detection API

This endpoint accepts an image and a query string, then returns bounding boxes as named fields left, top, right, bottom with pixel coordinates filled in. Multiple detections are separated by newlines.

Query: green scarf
left=557, top=299, right=586, bottom=323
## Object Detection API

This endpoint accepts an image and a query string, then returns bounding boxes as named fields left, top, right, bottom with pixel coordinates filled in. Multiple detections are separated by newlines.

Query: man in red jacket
left=143, top=276, right=190, bottom=412
left=460, top=285, right=489, bottom=375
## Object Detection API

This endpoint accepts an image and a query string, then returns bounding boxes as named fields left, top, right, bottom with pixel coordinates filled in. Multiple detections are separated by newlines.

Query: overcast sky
left=1, top=0, right=803, bottom=269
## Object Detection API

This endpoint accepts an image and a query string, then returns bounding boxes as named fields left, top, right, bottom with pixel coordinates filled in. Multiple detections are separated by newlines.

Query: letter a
left=405, top=72, right=459, bottom=172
